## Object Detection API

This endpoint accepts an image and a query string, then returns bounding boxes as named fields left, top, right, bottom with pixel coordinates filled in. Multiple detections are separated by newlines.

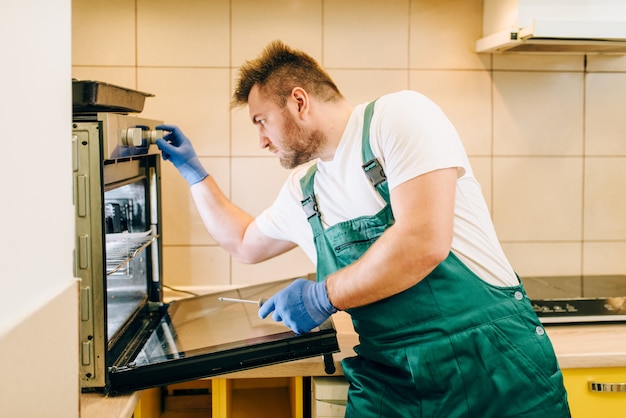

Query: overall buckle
left=362, top=158, right=387, bottom=187
left=301, top=194, right=319, bottom=219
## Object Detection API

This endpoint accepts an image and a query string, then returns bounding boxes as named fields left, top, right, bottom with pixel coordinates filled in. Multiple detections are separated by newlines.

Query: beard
left=278, top=108, right=327, bottom=169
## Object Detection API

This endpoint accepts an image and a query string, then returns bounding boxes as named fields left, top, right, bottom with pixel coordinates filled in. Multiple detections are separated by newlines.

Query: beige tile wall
left=72, top=0, right=626, bottom=288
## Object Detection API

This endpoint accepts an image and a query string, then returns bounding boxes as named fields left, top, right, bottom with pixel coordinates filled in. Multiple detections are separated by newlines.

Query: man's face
left=248, top=85, right=326, bottom=169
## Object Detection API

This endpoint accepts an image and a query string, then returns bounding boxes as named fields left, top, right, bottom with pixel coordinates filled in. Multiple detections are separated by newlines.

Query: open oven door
left=106, top=278, right=339, bottom=395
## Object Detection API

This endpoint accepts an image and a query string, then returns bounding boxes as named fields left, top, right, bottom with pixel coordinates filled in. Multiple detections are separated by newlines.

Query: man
left=156, top=40, right=570, bottom=417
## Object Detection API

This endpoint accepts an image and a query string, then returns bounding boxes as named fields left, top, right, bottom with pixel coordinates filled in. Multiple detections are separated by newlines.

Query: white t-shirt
left=255, top=90, right=518, bottom=287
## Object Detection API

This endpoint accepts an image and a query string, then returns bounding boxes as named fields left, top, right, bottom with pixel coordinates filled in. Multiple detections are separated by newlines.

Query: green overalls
left=299, top=102, right=570, bottom=418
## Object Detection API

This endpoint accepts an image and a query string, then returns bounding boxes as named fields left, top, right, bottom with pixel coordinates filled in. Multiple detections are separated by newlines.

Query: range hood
left=476, top=0, right=626, bottom=54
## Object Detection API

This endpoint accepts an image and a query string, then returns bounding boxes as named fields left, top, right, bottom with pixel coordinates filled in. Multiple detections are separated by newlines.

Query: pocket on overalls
left=329, top=218, right=388, bottom=269
left=438, top=322, right=569, bottom=417
left=405, top=337, right=470, bottom=417
left=342, top=355, right=421, bottom=418
left=403, top=319, right=569, bottom=418
left=332, top=235, right=380, bottom=269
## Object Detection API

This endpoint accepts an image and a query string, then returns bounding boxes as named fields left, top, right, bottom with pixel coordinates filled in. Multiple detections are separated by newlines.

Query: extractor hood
left=476, top=0, right=626, bottom=54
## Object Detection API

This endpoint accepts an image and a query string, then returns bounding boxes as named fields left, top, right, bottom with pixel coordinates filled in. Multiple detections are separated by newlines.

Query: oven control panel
left=119, top=127, right=163, bottom=147
left=72, top=113, right=164, bottom=160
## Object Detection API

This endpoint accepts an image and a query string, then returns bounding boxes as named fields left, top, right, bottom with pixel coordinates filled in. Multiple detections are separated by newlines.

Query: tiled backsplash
left=72, top=0, right=626, bottom=287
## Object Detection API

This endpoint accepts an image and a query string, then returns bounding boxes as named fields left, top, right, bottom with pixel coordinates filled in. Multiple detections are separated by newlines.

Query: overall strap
left=299, top=163, right=324, bottom=236
left=299, top=100, right=391, bottom=227
left=360, top=100, right=390, bottom=204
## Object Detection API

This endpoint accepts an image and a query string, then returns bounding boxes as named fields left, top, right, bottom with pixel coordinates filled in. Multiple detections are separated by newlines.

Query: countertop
left=211, top=311, right=626, bottom=373
left=80, top=311, right=626, bottom=416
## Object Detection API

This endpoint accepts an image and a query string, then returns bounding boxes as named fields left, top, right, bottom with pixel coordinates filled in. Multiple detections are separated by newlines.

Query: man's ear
left=291, top=87, right=309, bottom=118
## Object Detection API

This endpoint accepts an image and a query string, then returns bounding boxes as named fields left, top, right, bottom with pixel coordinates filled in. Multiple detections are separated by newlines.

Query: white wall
left=0, top=0, right=78, bottom=416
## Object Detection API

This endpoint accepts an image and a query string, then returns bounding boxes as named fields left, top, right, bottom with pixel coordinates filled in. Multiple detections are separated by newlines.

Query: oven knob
left=120, top=128, right=142, bottom=146
left=145, top=129, right=163, bottom=144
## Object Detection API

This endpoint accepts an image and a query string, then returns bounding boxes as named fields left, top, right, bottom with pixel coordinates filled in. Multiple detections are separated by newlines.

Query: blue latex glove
left=259, top=278, right=337, bottom=334
left=156, top=124, right=208, bottom=185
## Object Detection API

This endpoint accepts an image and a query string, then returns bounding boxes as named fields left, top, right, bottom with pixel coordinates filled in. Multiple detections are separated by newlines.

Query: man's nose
left=259, top=133, right=270, bottom=149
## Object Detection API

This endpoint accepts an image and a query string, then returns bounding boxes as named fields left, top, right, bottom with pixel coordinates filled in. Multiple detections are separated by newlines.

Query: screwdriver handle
left=218, top=297, right=268, bottom=308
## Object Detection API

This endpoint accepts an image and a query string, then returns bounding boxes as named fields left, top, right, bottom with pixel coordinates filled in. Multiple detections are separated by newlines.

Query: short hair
left=231, top=40, right=343, bottom=108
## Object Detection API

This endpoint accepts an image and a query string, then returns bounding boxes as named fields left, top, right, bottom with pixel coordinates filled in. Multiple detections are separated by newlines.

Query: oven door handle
left=588, top=381, right=626, bottom=393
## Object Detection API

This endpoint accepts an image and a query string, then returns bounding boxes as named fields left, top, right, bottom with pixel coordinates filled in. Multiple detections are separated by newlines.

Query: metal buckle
left=301, top=194, right=319, bottom=219
left=362, top=158, right=387, bottom=187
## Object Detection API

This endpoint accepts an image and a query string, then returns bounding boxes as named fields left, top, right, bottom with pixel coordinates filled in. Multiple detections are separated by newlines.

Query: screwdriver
left=218, top=297, right=268, bottom=307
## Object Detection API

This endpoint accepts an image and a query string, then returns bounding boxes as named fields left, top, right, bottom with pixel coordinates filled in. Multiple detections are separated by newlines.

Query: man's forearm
left=190, top=175, right=256, bottom=259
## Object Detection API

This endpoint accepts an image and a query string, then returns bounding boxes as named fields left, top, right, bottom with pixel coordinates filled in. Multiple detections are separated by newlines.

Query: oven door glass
left=107, top=278, right=339, bottom=394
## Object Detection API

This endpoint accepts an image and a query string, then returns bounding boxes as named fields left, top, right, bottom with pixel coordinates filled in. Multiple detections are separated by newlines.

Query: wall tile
left=161, top=158, right=230, bottom=246
left=585, top=73, right=626, bottom=156
left=231, top=104, right=266, bottom=157
left=324, top=0, right=409, bottom=68
left=493, top=71, right=584, bottom=156
left=409, top=0, right=488, bottom=70
left=587, top=55, right=626, bottom=72
left=329, top=69, right=409, bottom=106
left=162, top=246, right=231, bottom=287
left=138, top=67, right=231, bottom=156
left=584, top=157, right=626, bottom=240
left=502, top=242, right=582, bottom=277
left=583, top=242, right=626, bottom=276
left=492, top=54, right=584, bottom=71
left=137, top=0, right=229, bottom=67
left=410, top=70, right=492, bottom=156
left=231, top=158, right=293, bottom=216
left=232, top=248, right=314, bottom=286
left=72, top=0, right=136, bottom=66
left=231, top=0, right=323, bottom=67
left=493, top=157, right=583, bottom=241
left=71, top=67, right=137, bottom=90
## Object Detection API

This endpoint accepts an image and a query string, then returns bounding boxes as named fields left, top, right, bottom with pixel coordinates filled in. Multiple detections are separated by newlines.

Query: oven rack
left=106, top=231, right=158, bottom=276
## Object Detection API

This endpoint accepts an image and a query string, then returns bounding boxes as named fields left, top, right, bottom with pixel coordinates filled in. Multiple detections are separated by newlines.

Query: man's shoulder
left=376, top=90, right=433, bottom=107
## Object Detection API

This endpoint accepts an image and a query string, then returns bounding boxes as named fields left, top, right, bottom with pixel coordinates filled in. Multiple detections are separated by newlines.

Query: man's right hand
left=258, top=278, right=337, bottom=334
left=156, top=124, right=208, bottom=185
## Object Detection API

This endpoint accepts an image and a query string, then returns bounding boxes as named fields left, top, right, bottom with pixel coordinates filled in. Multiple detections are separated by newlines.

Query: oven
left=72, top=80, right=338, bottom=395
left=523, top=275, right=626, bottom=324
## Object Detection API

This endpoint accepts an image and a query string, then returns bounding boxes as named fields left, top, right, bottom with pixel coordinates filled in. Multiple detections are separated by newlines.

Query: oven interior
left=105, top=181, right=152, bottom=341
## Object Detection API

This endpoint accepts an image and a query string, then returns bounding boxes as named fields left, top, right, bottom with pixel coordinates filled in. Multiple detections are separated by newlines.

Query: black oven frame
left=73, top=113, right=164, bottom=390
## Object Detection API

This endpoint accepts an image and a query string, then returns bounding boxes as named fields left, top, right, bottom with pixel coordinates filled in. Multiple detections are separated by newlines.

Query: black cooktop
left=522, top=275, right=626, bottom=324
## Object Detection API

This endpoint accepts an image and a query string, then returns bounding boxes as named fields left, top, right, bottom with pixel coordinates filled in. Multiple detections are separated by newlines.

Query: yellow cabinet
left=212, top=377, right=304, bottom=418
left=563, top=367, right=626, bottom=417
left=137, top=377, right=305, bottom=418
left=133, top=388, right=161, bottom=418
